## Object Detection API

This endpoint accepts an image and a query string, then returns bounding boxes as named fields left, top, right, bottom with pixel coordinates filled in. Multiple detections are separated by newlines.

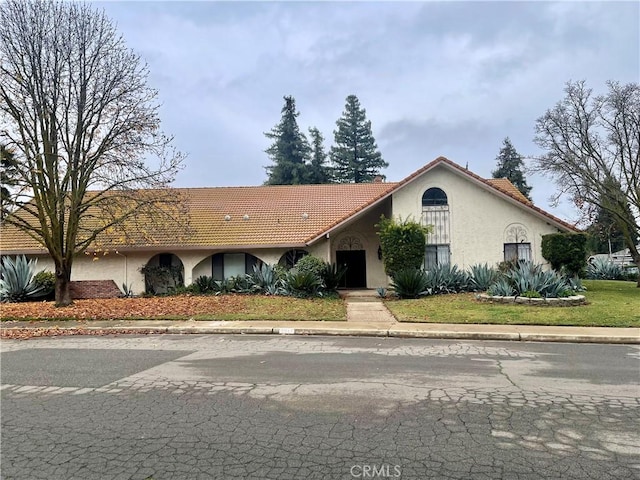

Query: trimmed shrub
left=377, top=215, right=431, bottom=278
left=294, top=255, right=326, bottom=278
left=541, top=233, right=588, bottom=277
left=33, top=270, right=56, bottom=299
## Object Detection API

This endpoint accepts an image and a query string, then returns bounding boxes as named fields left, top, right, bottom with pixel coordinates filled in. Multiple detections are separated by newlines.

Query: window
left=223, top=253, right=246, bottom=278
left=158, top=253, right=173, bottom=267
left=422, top=188, right=448, bottom=206
left=212, top=253, right=261, bottom=280
left=422, top=188, right=450, bottom=245
left=504, top=243, right=531, bottom=262
left=278, top=249, right=308, bottom=270
left=425, top=245, right=450, bottom=270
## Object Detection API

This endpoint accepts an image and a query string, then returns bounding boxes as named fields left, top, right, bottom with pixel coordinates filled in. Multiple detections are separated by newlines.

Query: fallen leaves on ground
left=0, top=327, right=162, bottom=340
left=0, top=294, right=346, bottom=322
left=0, top=295, right=251, bottom=320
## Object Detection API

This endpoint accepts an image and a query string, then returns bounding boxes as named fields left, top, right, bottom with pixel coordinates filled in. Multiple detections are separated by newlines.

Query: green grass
left=385, top=280, right=640, bottom=327
left=192, top=296, right=346, bottom=321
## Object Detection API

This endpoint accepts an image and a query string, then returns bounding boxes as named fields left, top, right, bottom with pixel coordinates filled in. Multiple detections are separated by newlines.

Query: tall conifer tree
left=0, top=144, right=18, bottom=219
left=307, top=127, right=331, bottom=184
left=329, top=95, right=387, bottom=183
left=264, top=96, right=310, bottom=185
left=492, top=137, right=532, bottom=200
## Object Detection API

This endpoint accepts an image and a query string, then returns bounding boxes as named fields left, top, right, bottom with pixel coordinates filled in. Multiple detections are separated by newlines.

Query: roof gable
left=386, top=157, right=578, bottom=232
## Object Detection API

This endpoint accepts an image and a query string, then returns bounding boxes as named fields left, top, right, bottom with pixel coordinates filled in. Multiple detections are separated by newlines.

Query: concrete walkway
left=1, top=290, right=638, bottom=344
left=341, top=290, right=397, bottom=325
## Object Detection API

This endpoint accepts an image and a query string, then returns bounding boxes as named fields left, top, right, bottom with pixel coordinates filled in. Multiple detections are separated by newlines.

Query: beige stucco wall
left=391, top=164, right=564, bottom=269
left=26, top=245, right=337, bottom=296
left=29, top=251, right=151, bottom=295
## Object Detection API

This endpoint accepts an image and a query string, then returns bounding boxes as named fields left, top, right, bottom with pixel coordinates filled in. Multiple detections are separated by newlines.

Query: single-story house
left=0, top=157, right=578, bottom=295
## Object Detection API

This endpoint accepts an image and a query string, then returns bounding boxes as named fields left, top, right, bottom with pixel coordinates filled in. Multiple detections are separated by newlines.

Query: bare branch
left=533, top=80, right=640, bottom=285
left=0, top=0, right=185, bottom=304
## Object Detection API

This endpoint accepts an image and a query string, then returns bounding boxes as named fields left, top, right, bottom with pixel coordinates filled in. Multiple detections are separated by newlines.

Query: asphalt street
left=1, top=335, right=639, bottom=480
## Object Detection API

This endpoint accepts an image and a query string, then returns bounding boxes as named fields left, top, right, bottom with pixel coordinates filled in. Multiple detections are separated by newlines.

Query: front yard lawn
left=385, top=280, right=639, bottom=328
left=0, top=294, right=346, bottom=322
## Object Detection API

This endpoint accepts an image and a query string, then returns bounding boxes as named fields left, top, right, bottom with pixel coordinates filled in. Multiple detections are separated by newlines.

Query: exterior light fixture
left=224, top=215, right=231, bottom=221
left=302, top=213, right=309, bottom=220
left=243, top=214, right=249, bottom=220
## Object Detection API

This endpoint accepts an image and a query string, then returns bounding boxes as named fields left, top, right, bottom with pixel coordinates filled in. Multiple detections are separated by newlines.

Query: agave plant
left=391, top=268, right=430, bottom=299
left=496, top=261, right=579, bottom=298
left=424, top=264, right=471, bottom=295
left=221, top=275, right=253, bottom=294
left=487, top=278, right=514, bottom=296
left=504, top=261, right=545, bottom=295
left=0, top=255, right=45, bottom=302
left=320, top=262, right=347, bottom=291
left=249, top=263, right=284, bottom=295
left=193, top=275, right=219, bottom=294
left=468, top=263, right=499, bottom=291
left=586, top=257, right=624, bottom=280
left=283, top=269, right=323, bottom=297
left=565, top=276, right=586, bottom=293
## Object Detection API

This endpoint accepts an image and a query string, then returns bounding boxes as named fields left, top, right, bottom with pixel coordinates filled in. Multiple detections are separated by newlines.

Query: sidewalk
left=1, top=292, right=638, bottom=344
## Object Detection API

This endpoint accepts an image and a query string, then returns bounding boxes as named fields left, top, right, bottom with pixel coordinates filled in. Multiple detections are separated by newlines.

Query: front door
left=336, top=250, right=367, bottom=288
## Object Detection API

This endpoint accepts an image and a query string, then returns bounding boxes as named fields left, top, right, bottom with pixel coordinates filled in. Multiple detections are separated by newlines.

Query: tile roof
left=0, top=183, right=397, bottom=253
left=0, top=157, right=578, bottom=254
left=485, top=178, right=531, bottom=204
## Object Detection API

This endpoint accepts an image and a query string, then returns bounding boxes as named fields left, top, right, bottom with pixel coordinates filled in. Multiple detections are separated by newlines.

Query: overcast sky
left=97, top=0, right=639, bottom=223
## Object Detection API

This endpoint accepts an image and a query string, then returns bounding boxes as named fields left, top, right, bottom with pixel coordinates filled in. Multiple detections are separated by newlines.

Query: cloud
left=95, top=0, right=639, bottom=218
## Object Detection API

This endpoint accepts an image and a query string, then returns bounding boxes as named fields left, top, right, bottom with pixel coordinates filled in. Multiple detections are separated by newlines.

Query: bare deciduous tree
left=0, top=0, right=185, bottom=305
left=534, top=80, right=639, bottom=286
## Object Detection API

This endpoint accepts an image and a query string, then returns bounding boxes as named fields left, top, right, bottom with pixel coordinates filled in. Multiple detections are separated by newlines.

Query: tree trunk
left=629, top=251, right=640, bottom=288
left=54, top=262, right=73, bottom=307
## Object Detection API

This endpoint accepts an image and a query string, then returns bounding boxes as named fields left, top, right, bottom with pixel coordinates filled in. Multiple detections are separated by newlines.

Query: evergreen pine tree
left=491, top=138, right=532, bottom=200
left=264, top=96, right=310, bottom=185
left=586, top=204, right=626, bottom=254
left=329, top=95, right=388, bottom=183
left=307, top=127, right=331, bottom=184
left=0, top=144, right=19, bottom=219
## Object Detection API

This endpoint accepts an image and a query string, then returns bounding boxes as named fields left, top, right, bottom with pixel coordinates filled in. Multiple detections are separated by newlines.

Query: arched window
left=278, top=249, right=308, bottom=270
left=422, top=188, right=448, bottom=206
left=143, top=253, right=184, bottom=294
left=422, top=188, right=450, bottom=269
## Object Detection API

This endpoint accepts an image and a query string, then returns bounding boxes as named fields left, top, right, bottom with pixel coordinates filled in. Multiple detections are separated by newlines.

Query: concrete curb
left=2, top=324, right=638, bottom=344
